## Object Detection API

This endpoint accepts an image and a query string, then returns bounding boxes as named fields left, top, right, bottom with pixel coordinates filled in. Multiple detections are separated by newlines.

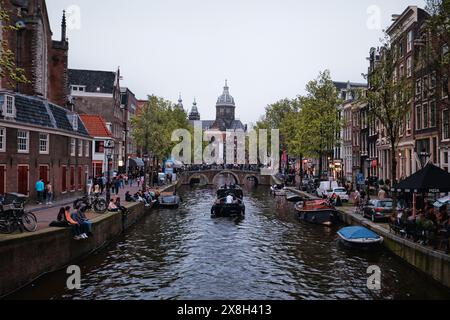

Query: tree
left=423, top=0, right=450, bottom=101
left=298, top=70, right=342, bottom=178
left=0, top=1, right=28, bottom=86
left=363, top=39, right=413, bottom=195
left=131, top=95, right=190, bottom=188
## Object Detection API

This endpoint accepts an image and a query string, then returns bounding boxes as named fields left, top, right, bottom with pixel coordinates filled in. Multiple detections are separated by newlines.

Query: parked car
left=316, top=181, right=339, bottom=198
left=363, top=199, right=395, bottom=222
left=329, top=187, right=349, bottom=202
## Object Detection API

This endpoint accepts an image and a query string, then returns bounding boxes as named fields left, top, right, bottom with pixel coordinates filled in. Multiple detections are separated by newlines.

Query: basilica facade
left=188, top=81, right=246, bottom=132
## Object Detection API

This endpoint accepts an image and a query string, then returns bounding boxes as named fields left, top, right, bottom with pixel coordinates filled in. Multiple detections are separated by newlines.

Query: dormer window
left=3, top=95, right=16, bottom=118
left=72, top=116, right=78, bottom=131
left=71, top=85, right=86, bottom=93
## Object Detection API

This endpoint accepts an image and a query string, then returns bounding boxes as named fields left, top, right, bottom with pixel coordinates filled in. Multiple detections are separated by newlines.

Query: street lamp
left=104, top=139, right=115, bottom=204
left=142, top=152, right=150, bottom=191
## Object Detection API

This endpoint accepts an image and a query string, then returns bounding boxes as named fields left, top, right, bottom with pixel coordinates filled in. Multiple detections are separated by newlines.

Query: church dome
left=216, top=80, right=235, bottom=107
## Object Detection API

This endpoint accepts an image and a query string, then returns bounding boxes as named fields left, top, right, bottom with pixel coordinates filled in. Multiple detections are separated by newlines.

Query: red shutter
left=39, top=165, right=49, bottom=184
left=78, top=166, right=83, bottom=189
left=70, top=166, right=75, bottom=191
left=62, top=166, right=67, bottom=192
left=0, top=166, right=5, bottom=195
left=17, top=166, right=29, bottom=195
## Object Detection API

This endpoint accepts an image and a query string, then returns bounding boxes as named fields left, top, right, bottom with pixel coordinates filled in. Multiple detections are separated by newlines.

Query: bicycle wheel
left=94, top=199, right=108, bottom=213
left=0, top=220, right=14, bottom=234
left=22, top=212, right=38, bottom=232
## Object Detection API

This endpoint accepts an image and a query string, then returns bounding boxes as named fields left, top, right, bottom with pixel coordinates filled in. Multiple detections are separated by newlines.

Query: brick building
left=0, top=0, right=69, bottom=106
left=68, top=69, right=124, bottom=172
left=0, top=0, right=93, bottom=200
left=0, top=93, right=92, bottom=199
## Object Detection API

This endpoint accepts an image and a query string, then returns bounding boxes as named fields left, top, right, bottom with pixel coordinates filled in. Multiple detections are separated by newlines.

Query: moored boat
left=270, top=184, right=286, bottom=196
left=337, top=226, right=383, bottom=249
left=157, top=195, right=181, bottom=209
left=211, top=186, right=245, bottom=217
left=285, top=192, right=304, bottom=203
left=295, top=199, right=339, bottom=226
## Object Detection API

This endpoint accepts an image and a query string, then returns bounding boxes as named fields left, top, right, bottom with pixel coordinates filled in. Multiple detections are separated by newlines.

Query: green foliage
left=131, top=95, right=191, bottom=161
left=298, top=70, right=342, bottom=158
left=0, top=1, right=29, bottom=85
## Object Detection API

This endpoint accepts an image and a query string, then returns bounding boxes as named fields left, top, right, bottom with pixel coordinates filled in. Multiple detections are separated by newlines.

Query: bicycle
left=0, top=200, right=37, bottom=234
left=73, top=193, right=108, bottom=214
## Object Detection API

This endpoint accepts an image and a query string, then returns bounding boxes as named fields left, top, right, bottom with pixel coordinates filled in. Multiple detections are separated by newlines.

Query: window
left=71, top=85, right=86, bottom=92
left=78, top=140, right=83, bottom=157
left=95, top=141, right=104, bottom=153
left=406, top=110, right=411, bottom=134
left=443, top=109, right=449, bottom=140
left=423, top=103, right=429, bottom=129
left=39, top=133, right=49, bottom=154
left=407, top=30, right=413, bottom=53
left=70, top=138, right=76, bottom=156
left=0, top=127, right=5, bottom=152
left=72, top=116, right=78, bottom=131
left=406, top=57, right=412, bottom=78
left=444, top=152, right=449, bottom=165
left=17, top=130, right=29, bottom=153
left=399, top=64, right=404, bottom=78
left=423, top=76, right=429, bottom=99
left=3, top=95, right=15, bottom=117
left=431, top=72, right=436, bottom=89
left=443, top=76, right=449, bottom=99
left=430, top=101, right=437, bottom=127
left=85, top=140, right=90, bottom=157
left=416, top=105, right=422, bottom=130
left=416, top=79, right=422, bottom=95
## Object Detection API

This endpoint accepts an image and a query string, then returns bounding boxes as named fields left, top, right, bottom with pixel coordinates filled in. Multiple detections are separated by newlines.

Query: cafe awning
left=394, top=163, right=450, bottom=193
left=129, top=158, right=145, bottom=168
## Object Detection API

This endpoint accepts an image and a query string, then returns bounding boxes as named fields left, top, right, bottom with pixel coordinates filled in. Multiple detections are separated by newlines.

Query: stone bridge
left=177, top=170, right=273, bottom=186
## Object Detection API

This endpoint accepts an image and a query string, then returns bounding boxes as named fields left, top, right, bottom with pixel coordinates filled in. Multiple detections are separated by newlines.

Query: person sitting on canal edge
left=108, top=199, right=119, bottom=212
left=64, top=206, right=85, bottom=241
left=73, top=205, right=93, bottom=238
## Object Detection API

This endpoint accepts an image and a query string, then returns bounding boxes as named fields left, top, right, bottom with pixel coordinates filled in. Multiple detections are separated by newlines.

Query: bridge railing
left=177, top=165, right=262, bottom=173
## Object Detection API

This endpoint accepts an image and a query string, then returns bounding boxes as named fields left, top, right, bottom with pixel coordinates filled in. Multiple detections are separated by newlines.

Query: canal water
left=9, top=183, right=450, bottom=300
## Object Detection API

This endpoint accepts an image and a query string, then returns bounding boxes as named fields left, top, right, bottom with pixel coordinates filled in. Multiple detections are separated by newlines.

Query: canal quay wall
left=0, top=184, right=175, bottom=298
left=287, top=188, right=450, bottom=289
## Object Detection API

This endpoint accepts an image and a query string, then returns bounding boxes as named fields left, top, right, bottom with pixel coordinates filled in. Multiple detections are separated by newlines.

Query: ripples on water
left=9, top=185, right=450, bottom=300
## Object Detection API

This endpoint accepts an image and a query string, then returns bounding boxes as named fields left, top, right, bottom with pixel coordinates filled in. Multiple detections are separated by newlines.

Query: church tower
left=213, top=80, right=236, bottom=130
left=188, top=98, right=201, bottom=121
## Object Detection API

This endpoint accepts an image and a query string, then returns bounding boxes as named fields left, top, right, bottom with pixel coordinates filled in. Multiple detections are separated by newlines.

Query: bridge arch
left=188, top=173, right=210, bottom=185
left=243, top=174, right=259, bottom=186
left=211, top=170, right=241, bottom=186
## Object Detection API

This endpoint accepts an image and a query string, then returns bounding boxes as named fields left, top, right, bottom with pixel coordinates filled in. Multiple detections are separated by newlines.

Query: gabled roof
left=0, top=93, right=90, bottom=137
left=79, top=115, right=112, bottom=138
left=68, top=69, right=116, bottom=94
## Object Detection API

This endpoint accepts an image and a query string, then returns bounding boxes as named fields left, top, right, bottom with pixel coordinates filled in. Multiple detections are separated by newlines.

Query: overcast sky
left=47, top=0, right=425, bottom=124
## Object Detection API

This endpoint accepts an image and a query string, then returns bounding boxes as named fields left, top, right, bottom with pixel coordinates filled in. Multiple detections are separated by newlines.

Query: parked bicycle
left=0, top=193, right=37, bottom=234
left=73, top=193, right=108, bottom=214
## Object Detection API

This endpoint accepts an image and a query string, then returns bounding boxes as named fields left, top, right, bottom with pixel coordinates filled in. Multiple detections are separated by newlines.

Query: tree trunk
left=390, top=144, right=398, bottom=218
left=318, top=152, right=323, bottom=180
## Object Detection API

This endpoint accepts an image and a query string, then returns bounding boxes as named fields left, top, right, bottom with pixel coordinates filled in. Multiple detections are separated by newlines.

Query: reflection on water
left=8, top=184, right=450, bottom=300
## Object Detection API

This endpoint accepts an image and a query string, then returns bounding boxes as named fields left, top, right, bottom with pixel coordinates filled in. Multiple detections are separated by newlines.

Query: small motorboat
left=211, top=185, right=245, bottom=217
left=270, top=184, right=286, bottom=196
left=337, top=226, right=383, bottom=249
left=295, top=199, right=339, bottom=226
left=285, top=192, right=304, bottom=203
left=157, top=195, right=181, bottom=209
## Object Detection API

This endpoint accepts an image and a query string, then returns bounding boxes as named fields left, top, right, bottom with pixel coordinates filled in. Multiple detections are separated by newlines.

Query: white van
left=316, top=181, right=339, bottom=198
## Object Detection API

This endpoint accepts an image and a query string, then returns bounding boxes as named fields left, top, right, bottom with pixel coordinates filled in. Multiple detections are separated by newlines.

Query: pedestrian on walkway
left=35, top=179, right=45, bottom=204
left=87, top=176, right=93, bottom=196
left=46, top=182, right=53, bottom=205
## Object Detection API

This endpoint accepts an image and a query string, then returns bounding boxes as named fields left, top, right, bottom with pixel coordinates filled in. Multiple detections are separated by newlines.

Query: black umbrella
left=394, top=163, right=450, bottom=193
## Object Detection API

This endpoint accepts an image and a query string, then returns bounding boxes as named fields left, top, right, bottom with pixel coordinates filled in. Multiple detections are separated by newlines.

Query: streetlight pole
left=105, top=140, right=115, bottom=204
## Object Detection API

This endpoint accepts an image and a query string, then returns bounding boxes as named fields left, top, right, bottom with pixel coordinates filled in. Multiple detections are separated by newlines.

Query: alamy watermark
left=171, top=122, right=280, bottom=176
left=66, top=265, right=81, bottom=290
left=367, top=265, right=381, bottom=291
